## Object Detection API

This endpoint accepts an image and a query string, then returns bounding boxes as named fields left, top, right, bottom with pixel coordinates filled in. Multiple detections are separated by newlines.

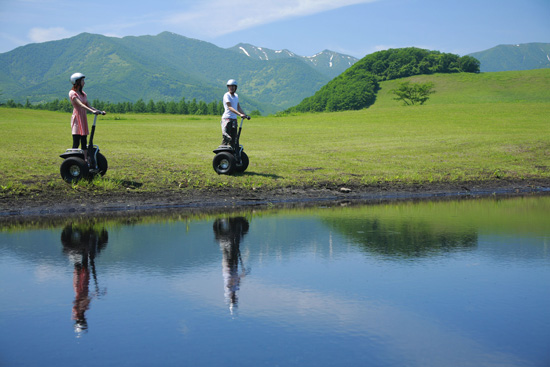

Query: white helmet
left=226, top=79, right=237, bottom=86
left=70, top=72, right=85, bottom=85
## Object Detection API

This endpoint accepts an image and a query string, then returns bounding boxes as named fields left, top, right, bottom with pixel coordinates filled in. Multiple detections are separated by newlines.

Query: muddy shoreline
left=1, top=178, right=549, bottom=223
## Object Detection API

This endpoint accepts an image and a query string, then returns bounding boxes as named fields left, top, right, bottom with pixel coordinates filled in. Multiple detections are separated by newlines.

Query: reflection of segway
left=60, top=113, right=108, bottom=183
left=213, top=116, right=250, bottom=175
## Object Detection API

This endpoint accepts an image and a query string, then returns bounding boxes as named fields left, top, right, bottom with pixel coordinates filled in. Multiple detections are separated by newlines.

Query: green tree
left=459, top=56, right=481, bottom=73
left=178, top=98, right=188, bottom=114
left=188, top=98, right=198, bottom=114
left=156, top=101, right=166, bottom=113
left=146, top=99, right=156, bottom=113
left=197, top=101, right=207, bottom=115
left=166, top=101, right=178, bottom=114
left=134, top=99, right=146, bottom=113
left=59, top=98, right=72, bottom=112
left=391, top=81, right=435, bottom=105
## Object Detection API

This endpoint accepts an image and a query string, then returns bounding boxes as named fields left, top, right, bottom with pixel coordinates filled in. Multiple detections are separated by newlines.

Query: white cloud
left=165, top=0, right=378, bottom=37
left=28, top=27, right=75, bottom=43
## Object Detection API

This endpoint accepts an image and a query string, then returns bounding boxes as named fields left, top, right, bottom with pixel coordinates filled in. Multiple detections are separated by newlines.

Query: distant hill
left=228, top=43, right=357, bottom=79
left=468, top=43, right=550, bottom=72
left=0, top=32, right=355, bottom=114
left=287, top=47, right=480, bottom=113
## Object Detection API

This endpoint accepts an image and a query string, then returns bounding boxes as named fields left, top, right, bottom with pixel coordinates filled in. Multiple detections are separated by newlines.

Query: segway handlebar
left=239, top=115, right=250, bottom=128
left=91, top=110, right=106, bottom=127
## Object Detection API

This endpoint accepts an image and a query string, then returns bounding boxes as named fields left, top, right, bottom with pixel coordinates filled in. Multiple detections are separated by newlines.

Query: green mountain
left=0, top=32, right=350, bottom=114
left=468, top=43, right=550, bottom=72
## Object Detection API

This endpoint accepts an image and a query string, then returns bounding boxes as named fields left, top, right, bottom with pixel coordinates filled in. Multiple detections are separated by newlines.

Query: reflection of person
left=220, top=79, right=250, bottom=146
left=69, top=72, right=106, bottom=162
left=61, top=224, right=108, bottom=336
left=213, top=217, right=250, bottom=314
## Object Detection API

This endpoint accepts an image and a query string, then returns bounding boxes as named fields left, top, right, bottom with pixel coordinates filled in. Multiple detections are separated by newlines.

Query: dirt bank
left=1, top=178, right=549, bottom=222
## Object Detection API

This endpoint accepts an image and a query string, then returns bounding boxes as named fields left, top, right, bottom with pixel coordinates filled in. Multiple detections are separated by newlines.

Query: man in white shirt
left=220, top=79, right=250, bottom=146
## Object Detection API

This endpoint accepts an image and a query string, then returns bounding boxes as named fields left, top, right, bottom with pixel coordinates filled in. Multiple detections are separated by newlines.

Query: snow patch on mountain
left=239, top=47, right=250, bottom=57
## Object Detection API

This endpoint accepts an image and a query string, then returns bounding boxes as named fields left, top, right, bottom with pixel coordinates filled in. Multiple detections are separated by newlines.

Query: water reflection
left=213, top=217, right=250, bottom=314
left=60, top=224, right=109, bottom=336
left=0, top=196, right=549, bottom=367
left=324, top=218, right=477, bottom=258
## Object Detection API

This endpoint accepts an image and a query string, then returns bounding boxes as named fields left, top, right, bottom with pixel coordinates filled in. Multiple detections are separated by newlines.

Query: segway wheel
left=213, top=152, right=236, bottom=175
left=60, top=157, right=89, bottom=183
left=234, top=151, right=249, bottom=173
left=96, top=152, right=108, bottom=176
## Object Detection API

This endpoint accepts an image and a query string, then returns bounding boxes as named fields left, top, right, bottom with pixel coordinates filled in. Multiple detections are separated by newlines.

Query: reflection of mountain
left=322, top=218, right=477, bottom=258
left=213, top=217, right=250, bottom=313
left=61, top=224, right=109, bottom=336
left=1, top=196, right=548, bottom=274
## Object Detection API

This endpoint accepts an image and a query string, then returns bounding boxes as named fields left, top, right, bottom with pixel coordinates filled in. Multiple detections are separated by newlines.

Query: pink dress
left=69, top=90, right=89, bottom=136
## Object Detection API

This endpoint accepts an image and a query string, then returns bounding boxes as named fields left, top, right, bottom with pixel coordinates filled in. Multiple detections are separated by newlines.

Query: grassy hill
left=0, top=69, right=548, bottom=200
left=373, top=68, right=550, bottom=108
left=287, top=47, right=480, bottom=113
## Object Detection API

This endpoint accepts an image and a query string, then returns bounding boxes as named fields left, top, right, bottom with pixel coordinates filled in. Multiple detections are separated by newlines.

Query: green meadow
left=1, top=69, right=549, bottom=197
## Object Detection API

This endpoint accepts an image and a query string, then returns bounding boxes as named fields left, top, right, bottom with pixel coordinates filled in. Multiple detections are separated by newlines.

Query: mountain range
left=0, top=32, right=548, bottom=114
left=467, top=42, right=550, bottom=72
left=0, top=32, right=357, bottom=114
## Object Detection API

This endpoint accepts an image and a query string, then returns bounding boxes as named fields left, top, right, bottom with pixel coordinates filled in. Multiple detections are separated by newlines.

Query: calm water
left=1, top=196, right=549, bottom=367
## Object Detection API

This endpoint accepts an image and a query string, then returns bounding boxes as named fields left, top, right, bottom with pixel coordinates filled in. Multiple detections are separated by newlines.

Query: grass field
left=1, top=69, right=549, bottom=197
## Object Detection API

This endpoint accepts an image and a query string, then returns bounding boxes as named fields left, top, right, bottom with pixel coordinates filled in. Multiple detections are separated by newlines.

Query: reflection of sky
left=168, top=249, right=541, bottom=367
left=477, top=233, right=550, bottom=262
left=1, top=199, right=550, bottom=366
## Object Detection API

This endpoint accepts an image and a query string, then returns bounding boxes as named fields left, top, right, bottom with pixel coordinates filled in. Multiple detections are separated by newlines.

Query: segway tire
left=213, top=152, right=236, bottom=175
left=234, top=151, right=249, bottom=173
left=60, top=157, right=89, bottom=183
left=96, top=152, right=108, bottom=176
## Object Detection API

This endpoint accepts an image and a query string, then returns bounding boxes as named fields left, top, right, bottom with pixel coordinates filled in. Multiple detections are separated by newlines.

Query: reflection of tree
left=213, top=217, right=250, bottom=314
left=324, top=218, right=477, bottom=258
left=61, top=224, right=108, bottom=337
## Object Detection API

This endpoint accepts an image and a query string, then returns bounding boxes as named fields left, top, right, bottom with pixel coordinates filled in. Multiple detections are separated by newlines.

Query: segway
left=213, top=116, right=250, bottom=175
left=60, top=112, right=108, bottom=183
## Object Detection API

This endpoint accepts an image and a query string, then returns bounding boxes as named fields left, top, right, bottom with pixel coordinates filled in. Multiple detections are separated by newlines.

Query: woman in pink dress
left=69, top=73, right=105, bottom=162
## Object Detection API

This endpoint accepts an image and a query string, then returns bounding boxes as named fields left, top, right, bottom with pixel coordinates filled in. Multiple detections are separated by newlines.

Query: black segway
left=213, top=116, right=250, bottom=175
left=60, top=112, right=108, bottom=183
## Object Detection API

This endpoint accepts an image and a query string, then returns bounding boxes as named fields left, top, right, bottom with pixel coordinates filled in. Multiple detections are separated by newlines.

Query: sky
left=0, top=0, right=548, bottom=58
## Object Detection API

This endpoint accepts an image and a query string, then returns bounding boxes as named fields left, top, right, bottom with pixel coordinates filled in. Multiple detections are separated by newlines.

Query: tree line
left=2, top=97, right=259, bottom=116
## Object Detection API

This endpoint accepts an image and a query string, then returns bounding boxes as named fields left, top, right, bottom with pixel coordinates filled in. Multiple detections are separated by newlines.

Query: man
left=220, top=79, right=250, bottom=146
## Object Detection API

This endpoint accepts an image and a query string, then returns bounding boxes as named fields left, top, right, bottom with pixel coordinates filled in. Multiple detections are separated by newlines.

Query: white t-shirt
left=222, top=92, right=239, bottom=119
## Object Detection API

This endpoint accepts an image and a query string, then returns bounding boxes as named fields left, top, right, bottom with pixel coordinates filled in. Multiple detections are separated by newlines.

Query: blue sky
left=1, top=0, right=548, bottom=58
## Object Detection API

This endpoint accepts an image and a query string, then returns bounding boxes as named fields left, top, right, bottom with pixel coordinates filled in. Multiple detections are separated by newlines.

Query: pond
left=1, top=195, right=549, bottom=367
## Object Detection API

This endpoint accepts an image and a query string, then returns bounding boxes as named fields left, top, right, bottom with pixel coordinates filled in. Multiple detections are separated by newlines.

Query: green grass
left=1, top=69, right=549, bottom=197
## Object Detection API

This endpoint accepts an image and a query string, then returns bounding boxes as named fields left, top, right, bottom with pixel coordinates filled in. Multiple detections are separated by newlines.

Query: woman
left=69, top=72, right=105, bottom=162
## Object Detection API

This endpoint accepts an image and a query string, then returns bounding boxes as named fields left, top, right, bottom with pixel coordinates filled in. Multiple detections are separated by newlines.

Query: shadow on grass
left=120, top=179, right=143, bottom=188
left=97, top=178, right=143, bottom=188
left=237, top=171, right=284, bottom=179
